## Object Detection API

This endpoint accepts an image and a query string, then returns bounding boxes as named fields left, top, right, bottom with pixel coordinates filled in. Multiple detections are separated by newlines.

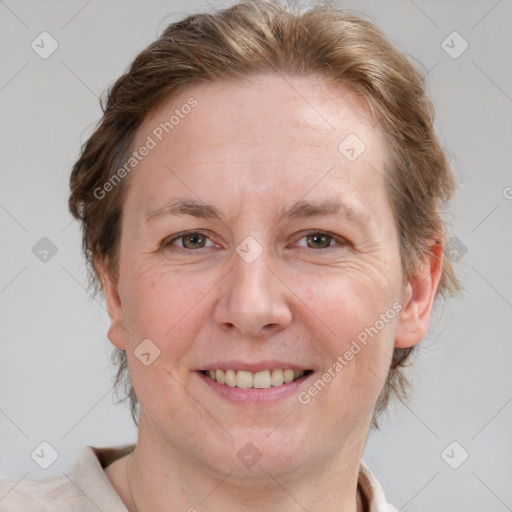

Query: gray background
left=0, top=0, right=511, bottom=510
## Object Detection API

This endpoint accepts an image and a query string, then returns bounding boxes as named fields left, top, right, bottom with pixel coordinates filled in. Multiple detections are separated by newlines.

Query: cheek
left=304, top=268, right=399, bottom=339
left=120, top=262, right=211, bottom=341
left=120, top=264, right=215, bottom=416
left=301, top=274, right=399, bottom=402
left=117, top=262, right=217, bottom=408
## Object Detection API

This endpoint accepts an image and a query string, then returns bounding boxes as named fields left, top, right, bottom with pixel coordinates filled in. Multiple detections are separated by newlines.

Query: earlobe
left=395, top=242, right=443, bottom=348
left=95, top=256, right=127, bottom=351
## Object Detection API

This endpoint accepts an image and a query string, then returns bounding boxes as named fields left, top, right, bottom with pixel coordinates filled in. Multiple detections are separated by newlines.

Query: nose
left=213, top=248, right=293, bottom=337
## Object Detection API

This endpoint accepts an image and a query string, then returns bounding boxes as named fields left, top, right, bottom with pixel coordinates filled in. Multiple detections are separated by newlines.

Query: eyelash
left=163, top=229, right=347, bottom=252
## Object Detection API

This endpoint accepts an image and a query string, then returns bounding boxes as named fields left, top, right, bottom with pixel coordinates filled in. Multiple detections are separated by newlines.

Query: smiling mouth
left=200, top=369, right=313, bottom=389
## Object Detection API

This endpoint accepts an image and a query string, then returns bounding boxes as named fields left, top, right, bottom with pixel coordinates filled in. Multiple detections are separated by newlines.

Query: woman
left=0, top=1, right=459, bottom=511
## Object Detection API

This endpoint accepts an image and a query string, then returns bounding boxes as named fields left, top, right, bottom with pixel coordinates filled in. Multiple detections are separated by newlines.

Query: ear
left=395, top=241, right=443, bottom=348
left=95, top=255, right=127, bottom=351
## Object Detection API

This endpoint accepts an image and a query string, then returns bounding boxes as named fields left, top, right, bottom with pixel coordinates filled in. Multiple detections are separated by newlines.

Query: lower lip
left=197, top=371, right=312, bottom=405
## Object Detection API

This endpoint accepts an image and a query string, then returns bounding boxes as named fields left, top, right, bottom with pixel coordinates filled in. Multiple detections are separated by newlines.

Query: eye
left=295, top=231, right=346, bottom=250
left=165, top=231, right=216, bottom=250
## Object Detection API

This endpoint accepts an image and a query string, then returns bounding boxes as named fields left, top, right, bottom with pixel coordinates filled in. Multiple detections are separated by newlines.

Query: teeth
left=215, top=369, right=226, bottom=384
left=254, top=370, right=271, bottom=389
left=271, top=369, right=284, bottom=386
left=204, top=368, right=307, bottom=388
left=236, top=370, right=253, bottom=389
left=225, top=369, right=236, bottom=387
left=283, top=369, right=295, bottom=383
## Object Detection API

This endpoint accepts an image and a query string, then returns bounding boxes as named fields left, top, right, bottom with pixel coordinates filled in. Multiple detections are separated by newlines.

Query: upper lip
left=199, top=360, right=312, bottom=372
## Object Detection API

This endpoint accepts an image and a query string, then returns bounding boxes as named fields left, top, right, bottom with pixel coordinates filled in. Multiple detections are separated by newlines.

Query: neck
left=125, top=415, right=368, bottom=512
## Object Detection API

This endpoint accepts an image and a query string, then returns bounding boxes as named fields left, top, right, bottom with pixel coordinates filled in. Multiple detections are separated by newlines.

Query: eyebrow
left=145, top=198, right=366, bottom=225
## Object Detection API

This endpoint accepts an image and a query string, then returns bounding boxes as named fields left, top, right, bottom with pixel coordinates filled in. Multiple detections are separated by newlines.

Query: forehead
left=128, top=74, right=387, bottom=219
left=135, top=73, right=380, bottom=151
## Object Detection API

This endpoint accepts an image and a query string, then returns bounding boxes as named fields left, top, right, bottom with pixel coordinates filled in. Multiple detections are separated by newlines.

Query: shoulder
left=0, top=473, right=75, bottom=512
left=358, top=460, right=398, bottom=512
left=0, top=444, right=134, bottom=512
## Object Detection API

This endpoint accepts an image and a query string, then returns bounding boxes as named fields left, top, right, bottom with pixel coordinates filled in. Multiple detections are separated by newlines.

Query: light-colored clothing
left=0, top=444, right=397, bottom=511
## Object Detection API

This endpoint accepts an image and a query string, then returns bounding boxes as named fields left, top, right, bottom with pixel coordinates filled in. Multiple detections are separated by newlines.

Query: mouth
left=199, top=368, right=313, bottom=389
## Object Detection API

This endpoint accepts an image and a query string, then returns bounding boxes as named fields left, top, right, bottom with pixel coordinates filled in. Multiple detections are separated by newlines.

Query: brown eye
left=182, top=233, right=207, bottom=249
left=305, top=233, right=335, bottom=249
left=167, top=232, right=213, bottom=250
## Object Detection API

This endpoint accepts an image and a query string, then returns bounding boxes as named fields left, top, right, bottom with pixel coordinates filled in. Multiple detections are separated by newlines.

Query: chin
left=198, top=425, right=320, bottom=480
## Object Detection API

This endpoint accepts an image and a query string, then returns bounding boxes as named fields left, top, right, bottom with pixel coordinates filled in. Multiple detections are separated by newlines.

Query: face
left=100, top=74, right=437, bottom=482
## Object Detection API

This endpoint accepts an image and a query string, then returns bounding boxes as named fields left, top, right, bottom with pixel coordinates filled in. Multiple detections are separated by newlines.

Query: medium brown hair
left=69, top=0, right=460, bottom=428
